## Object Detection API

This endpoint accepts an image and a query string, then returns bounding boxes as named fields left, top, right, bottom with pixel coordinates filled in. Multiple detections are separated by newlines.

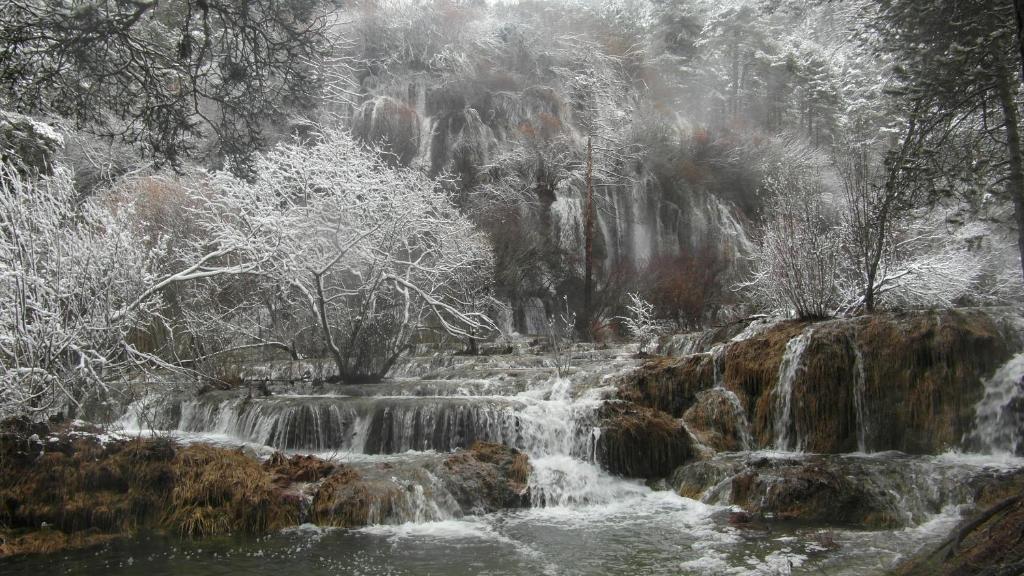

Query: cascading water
left=44, top=332, right=1024, bottom=576
left=851, top=334, right=870, bottom=453
left=122, top=349, right=654, bottom=521
left=966, top=351, right=1024, bottom=456
left=773, top=330, right=813, bottom=451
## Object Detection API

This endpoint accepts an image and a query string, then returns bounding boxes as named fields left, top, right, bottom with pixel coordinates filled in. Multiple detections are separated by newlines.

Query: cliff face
left=349, top=71, right=754, bottom=332
left=620, top=308, right=1024, bottom=455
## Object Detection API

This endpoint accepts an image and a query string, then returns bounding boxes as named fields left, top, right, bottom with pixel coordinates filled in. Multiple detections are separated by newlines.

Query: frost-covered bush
left=745, top=139, right=999, bottom=319
left=742, top=143, right=844, bottom=319
left=0, top=162, right=164, bottom=419
left=547, top=296, right=576, bottom=377
left=621, top=292, right=659, bottom=355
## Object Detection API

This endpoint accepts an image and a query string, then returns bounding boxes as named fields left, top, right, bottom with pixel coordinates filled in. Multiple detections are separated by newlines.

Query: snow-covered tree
left=621, top=292, right=659, bottom=356
left=0, top=0, right=332, bottom=167
left=180, top=128, right=496, bottom=382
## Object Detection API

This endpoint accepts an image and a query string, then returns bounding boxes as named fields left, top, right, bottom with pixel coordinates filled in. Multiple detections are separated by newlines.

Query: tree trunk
left=312, top=272, right=346, bottom=380
left=1015, top=0, right=1024, bottom=81
left=996, top=67, right=1024, bottom=284
left=583, top=136, right=594, bottom=340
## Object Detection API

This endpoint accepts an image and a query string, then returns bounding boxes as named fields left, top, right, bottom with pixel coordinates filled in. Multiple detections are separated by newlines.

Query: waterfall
left=720, top=388, right=753, bottom=451
left=966, top=351, right=1024, bottom=456
left=522, top=297, right=547, bottom=336
left=774, top=330, right=813, bottom=451
left=550, top=195, right=584, bottom=268
left=711, top=344, right=725, bottom=389
left=126, top=349, right=653, bottom=519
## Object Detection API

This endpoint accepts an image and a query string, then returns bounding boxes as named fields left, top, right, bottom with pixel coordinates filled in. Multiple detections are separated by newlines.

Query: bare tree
left=740, top=140, right=844, bottom=319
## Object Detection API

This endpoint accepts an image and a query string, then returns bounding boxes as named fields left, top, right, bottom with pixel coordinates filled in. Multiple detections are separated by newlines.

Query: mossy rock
left=595, top=402, right=694, bottom=479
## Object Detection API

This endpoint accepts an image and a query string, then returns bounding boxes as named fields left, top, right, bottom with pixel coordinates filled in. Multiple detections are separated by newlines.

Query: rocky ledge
left=0, top=419, right=530, bottom=558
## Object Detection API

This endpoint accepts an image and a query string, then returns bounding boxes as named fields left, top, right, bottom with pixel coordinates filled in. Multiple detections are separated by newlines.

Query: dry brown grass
left=0, top=528, right=119, bottom=557
left=0, top=435, right=304, bottom=557
left=166, top=444, right=297, bottom=537
left=264, top=452, right=336, bottom=485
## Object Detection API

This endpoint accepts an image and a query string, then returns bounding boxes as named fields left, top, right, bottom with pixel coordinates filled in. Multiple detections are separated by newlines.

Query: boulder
left=595, top=402, right=694, bottom=479
left=0, top=110, right=63, bottom=176
left=671, top=453, right=980, bottom=529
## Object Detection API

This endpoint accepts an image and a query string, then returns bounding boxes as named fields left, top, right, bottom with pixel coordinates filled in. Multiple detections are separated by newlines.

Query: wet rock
left=896, top=470, right=1024, bottom=575
left=719, top=320, right=809, bottom=447
left=682, top=388, right=752, bottom=452
left=670, top=457, right=745, bottom=501
left=311, top=444, right=532, bottom=526
left=595, top=402, right=694, bottom=479
left=640, top=308, right=1021, bottom=454
left=435, top=442, right=531, bottom=512
left=671, top=453, right=980, bottom=529
left=792, top=309, right=1015, bottom=454
left=615, top=355, right=716, bottom=418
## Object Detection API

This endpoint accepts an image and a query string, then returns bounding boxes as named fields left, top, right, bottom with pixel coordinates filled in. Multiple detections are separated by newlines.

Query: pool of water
left=1, top=486, right=962, bottom=576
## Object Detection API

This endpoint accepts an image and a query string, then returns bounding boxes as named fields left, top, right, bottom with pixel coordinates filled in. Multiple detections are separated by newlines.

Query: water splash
left=774, top=330, right=813, bottom=451
left=966, top=351, right=1024, bottom=456
left=529, top=455, right=647, bottom=508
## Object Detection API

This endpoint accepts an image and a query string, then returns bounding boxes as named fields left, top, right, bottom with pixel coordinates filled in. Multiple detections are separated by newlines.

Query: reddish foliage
left=640, top=248, right=729, bottom=330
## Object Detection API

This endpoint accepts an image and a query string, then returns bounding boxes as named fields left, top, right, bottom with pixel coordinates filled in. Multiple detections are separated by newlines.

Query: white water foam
left=967, top=351, right=1024, bottom=456
left=774, top=330, right=813, bottom=451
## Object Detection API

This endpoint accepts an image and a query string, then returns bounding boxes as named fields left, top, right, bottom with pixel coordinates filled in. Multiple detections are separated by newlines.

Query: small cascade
left=852, top=334, right=870, bottom=453
left=720, top=388, right=753, bottom=451
left=171, top=394, right=574, bottom=455
left=522, top=297, right=548, bottom=336
left=125, top=349, right=650, bottom=518
left=660, top=331, right=720, bottom=357
left=710, top=344, right=725, bottom=389
left=362, top=467, right=463, bottom=524
left=672, top=452, right=985, bottom=528
left=773, top=330, right=813, bottom=451
left=966, top=351, right=1024, bottom=456
left=529, top=455, right=647, bottom=507
left=550, top=195, right=584, bottom=268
